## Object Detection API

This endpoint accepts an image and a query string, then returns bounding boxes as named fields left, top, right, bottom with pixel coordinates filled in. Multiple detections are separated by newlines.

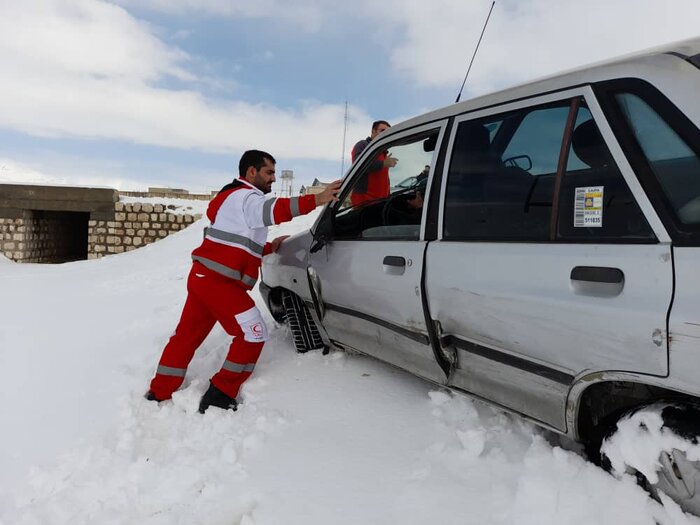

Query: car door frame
left=435, top=86, right=669, bottom=241
left=427, top=85, right=673, bottom=432
left=307, top=119, right=452, bottom=383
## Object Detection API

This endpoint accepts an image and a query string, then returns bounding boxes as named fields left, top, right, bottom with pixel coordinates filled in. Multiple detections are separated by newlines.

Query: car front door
left=425, top=88, right=673, bottom=431
left=309, top=122, right=448, bottom=384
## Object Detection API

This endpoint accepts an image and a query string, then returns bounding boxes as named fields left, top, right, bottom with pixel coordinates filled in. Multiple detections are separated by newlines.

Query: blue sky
left=0, top=0, right=699, bottom=194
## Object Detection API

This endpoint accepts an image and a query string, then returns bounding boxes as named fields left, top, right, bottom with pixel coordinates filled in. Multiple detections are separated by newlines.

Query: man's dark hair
left=238, top=150, right=276, bottom=178
left=371, top=120, right=390, bottom=131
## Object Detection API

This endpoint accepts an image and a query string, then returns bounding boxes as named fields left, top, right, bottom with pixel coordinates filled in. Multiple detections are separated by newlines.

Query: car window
left=501, top=106, right=572, bottom=175
left=332, top=129, right=438, bottom=241
left=614, top=92, right=700, bottom=225
left=556, top=105, right=655, bottom=241
left=443, top=98, right=655, bottom=243
left=443, top=102, right=567, bottom=241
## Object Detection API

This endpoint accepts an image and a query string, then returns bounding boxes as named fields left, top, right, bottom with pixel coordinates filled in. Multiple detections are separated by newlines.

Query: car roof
left=391, top=36, right=700, bottom=133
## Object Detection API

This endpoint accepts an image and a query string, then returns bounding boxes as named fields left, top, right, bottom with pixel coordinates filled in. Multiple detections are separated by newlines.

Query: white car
left=260, top=37, right=700, bottom=513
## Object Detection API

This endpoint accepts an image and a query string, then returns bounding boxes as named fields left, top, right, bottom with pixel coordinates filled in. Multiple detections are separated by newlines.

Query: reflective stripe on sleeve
left=262, top=198, right=275, bottom=226
left=240, top=274, right=257, bottom=287
left=290, top=197, right=300, bottom=217
left=157, top=365, right=187, bottom=377
left=205, top=227, right=264, bottom=256
left=222, top=360, right=256, bottom=373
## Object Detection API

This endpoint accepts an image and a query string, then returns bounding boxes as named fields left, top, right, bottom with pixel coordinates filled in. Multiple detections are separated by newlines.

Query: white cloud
left=0, top=1, right=369, bottom=163
left=111, top=0, right=700, bottom=98
left=0, top=154, right=125, bottom=188
left=0, top=159, right=59, bottom=185
left=369, top=0, right=700, bottom=95
left=0, top=0, right=189, bottom=82
left=0, top=153, right=232, bottom=192
left=3, top=0, right=697, bottom=178
left=113, top=0, right=326, bottom=32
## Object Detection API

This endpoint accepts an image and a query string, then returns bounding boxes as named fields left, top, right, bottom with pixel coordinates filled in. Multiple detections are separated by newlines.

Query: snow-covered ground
left=1, top=206, right=699, bottom=525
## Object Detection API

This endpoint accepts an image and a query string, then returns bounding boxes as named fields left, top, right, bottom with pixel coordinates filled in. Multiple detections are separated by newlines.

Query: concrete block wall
left=0, top=210, right=88, bottom=263
left=87, top=202, right=201, bottom=259
left=0, top=184, right=205, bottom=263
left=0, top=215, right=28, bottom=262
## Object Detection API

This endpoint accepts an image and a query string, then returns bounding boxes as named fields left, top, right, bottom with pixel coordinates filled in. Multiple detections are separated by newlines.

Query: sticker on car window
left=574, top=186, right=603, bottom=227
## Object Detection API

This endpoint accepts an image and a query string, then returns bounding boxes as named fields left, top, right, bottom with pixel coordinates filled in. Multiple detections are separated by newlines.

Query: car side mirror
left=310, top=209, right=333, bottom=253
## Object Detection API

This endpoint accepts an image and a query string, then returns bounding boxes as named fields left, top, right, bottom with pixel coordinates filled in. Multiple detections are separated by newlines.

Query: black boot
left=198, top=382, right=238, bottom=414
left=145, top=391, right=163, bottom=402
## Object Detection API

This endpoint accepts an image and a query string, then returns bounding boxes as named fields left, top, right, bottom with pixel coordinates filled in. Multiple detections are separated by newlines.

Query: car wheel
left=282, top=290, right=327, bottom=354
left=601, top=403, right=700, bottom=515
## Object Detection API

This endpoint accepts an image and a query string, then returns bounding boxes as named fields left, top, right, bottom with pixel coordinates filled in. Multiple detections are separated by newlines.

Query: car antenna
left=455, top=1, right=496, bottom=103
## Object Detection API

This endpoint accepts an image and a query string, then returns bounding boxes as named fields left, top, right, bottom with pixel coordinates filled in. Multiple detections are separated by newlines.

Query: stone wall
left=0, top=210, right=89, bottom=263
left=0, top=184, right=205, bottom=263
left=87, top=201, right=201, bottom=259
left=0, top=213, right=29, bottom=262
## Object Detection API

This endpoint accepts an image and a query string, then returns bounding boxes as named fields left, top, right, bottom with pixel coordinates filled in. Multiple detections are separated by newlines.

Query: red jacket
left=191, top=179, right=316, bottom=289
left=350, top=137, right=390, bottom=206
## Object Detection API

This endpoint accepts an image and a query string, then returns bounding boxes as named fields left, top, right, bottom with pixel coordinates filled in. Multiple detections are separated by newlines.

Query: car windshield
left=397, top=176, right=418, bottom=188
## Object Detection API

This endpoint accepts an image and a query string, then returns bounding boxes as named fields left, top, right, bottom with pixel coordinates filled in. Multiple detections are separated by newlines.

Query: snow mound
left=2, top=207, right=699, bottom=524
left=120, top=196, right=209, bottom=216
left=602, top=405, right=700, bottom=484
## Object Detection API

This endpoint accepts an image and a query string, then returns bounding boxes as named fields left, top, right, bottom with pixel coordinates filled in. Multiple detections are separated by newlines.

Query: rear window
left=614, top=92, right=700, bottom=225
left=442, top=97, right=654, bottom=243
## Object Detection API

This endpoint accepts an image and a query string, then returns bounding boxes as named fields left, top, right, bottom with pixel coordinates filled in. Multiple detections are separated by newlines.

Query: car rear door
left=308, top=122, right=449, bottom=384
left=424, top=87, right=673, bottom=431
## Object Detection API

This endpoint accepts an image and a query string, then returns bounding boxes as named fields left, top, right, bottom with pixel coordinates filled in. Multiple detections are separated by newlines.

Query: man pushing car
left=146, top=149, right=341, bottom=413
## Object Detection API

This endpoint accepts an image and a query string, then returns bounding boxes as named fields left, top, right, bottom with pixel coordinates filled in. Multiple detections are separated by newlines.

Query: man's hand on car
left=268, top=235, right=290, bottom=253
left=315, top=180, right=342, bottom=206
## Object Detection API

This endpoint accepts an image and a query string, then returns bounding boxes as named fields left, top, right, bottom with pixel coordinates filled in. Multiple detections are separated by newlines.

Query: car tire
left=601, top=403, right=700, bottom=515
left=282, top=290, right=327, bottom=354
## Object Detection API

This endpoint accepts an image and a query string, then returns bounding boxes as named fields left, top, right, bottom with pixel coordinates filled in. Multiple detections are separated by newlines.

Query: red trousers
left=149, top=262, right=267, bottom=400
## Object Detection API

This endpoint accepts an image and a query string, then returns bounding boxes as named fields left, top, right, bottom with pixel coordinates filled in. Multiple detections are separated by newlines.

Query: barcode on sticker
left=574, top=188, right=586, bottom=227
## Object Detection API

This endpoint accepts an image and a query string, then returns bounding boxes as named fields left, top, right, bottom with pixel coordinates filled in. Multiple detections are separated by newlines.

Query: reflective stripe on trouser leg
left=222, top=360, right=256, bottom=373
left=168, top=267, right=268, bottom=399
left=149, top=268, right=218, bottom=400
left=157, top=365, right=187, bottom=377
left=210, top=338, right=264, bottom=399
left=211, top=305, right=268, bottom=398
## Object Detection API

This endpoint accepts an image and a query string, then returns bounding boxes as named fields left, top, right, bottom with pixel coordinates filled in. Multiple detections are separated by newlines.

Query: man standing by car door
left=350, top=120, right=398, bottom=205
left=146, top=149, right=341, bottom=413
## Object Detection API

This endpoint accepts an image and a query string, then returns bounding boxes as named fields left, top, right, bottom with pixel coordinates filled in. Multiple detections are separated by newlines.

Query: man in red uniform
left=147, top=150, right=341, bottom=413
left=350, top=120, right=398, bottom=206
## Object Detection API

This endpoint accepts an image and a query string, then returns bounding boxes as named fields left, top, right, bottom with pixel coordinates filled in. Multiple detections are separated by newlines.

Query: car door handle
left=383, top=256, right=406, bottom=267
left=570, top=266, right=624, bottom=297
left=383, top=255, right=406, bottom=275
left=571, top=266, right=624, bottom=283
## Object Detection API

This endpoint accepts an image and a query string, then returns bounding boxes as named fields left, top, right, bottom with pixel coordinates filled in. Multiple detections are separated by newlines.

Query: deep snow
left=1, top=205, right=699, bottom=524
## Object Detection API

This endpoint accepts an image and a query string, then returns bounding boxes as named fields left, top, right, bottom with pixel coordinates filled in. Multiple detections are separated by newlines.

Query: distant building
left=300, top=178, right=330, bottom=196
